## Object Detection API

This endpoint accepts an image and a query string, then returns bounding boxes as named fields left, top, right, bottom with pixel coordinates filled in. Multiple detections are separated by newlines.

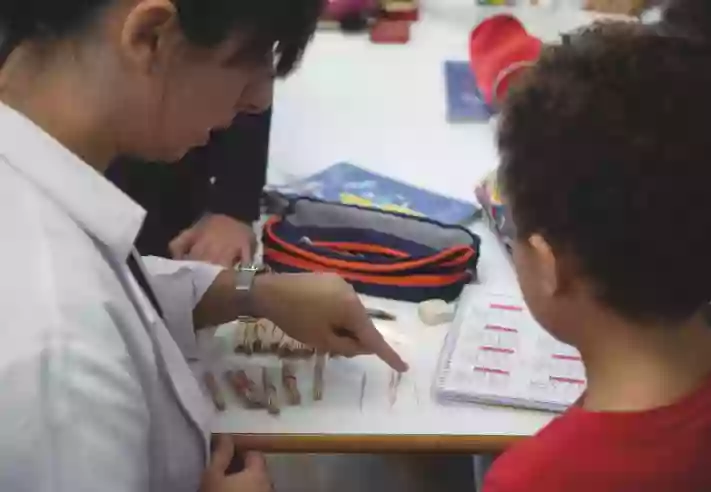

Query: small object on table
left=389, top=370, right=403, bottom=407
left=469, top=15, right=541, bottom=108
left=366, top=308, right=397, bottom=321
left=418, top=299, right=455, bottom=326
left=277, top=335, right=295, bottom=358
left=313, top=354, right=327, bottom=401
left=320, top=0, right=376, bottom=32
left=444, top=60, right=492, bottom=123
left=380, top=0, right=419, bottom=21
left=262, top=367, right=281, bottom=415
left=225, top=370, right=264, bottom=408
left=359, top=372, right=368, bottom=412
left=272, top=326, right=287, bottom=352
left=293, top=340, right=315, bottom=358
left=583, top=0, right=646, bottom=15
left=233, top=321, right=247, bottom=353
left=241, top=321, right=258, bottom=355
left=340, top=13, right=372, bottom=32
left=203, top=371, right=226, bottom=412
left=281, top=361, right=302, bottom=405
left=277, top=336, right=315, bottom=359
left=259, top=319, right=281, bottom=352
left=234, top=318, right=316, bottom=358
left=475, top=170, right=514, bottom=254
left=252, top=321, right=264, bottom=353
left=369, top=19, right=411, bottom=44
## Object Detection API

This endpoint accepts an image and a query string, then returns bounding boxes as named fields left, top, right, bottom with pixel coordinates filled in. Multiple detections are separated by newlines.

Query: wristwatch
left=234, top=263, right=269, bottom=293
left=235, top=264, right=270, bottom=320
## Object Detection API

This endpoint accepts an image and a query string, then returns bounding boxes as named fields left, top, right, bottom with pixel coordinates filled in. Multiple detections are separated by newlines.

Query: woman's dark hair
left=498, top=22, right=711, bottom=323
left=0, top=0, right=322, bottom=75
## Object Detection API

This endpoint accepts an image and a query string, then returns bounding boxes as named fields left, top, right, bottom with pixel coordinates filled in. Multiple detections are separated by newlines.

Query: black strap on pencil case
left=263, top=197, right=480, bottom=302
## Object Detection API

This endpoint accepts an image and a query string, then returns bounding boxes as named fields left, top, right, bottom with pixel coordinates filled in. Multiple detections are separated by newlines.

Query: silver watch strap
left=234, top=264, right=269, bottom=292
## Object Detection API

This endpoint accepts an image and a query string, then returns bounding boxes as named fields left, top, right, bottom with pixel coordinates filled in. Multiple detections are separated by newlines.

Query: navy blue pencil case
left=263, top=198, right=480, bottom=302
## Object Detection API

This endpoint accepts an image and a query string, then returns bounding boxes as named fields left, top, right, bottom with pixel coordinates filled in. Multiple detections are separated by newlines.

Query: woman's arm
left=143, top=256, right=408, bottom=371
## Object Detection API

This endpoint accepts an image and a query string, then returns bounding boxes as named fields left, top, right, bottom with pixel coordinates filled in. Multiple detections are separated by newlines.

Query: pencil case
left=262, top=197, right=480, bottom=302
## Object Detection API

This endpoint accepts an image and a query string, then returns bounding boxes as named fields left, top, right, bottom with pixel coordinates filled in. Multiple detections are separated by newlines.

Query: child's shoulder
left=483, top=382, right=711, bottom=492
left=482, top=410, right=593, bottom=492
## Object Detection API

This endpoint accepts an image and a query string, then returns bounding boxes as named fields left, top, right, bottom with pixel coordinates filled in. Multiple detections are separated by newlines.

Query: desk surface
left=210, top=225, right=553, bottom=453
left=213, top=5, right=612, bottom=453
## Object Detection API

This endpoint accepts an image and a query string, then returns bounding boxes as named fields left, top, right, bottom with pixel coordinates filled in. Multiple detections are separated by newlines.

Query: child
left=660, top=0, right=711, bottom=40
left=483, top=22, right=711, bottom=491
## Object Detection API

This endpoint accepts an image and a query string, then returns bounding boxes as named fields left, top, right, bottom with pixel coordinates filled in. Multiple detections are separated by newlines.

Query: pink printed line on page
left=474, top=367, right=510, bottom=376
left=489, top=303, right=523, bottom=312
left=480, top=346, right=515, bottom=354
left=484, top=324, right=518, bottom=333
left=549, top=376, right=585, bottom=385
left=552, top=354, right=582, bottom=362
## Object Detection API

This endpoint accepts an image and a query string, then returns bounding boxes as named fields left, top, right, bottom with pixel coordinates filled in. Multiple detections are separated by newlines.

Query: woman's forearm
left=193, top=270, right=277, bottom=330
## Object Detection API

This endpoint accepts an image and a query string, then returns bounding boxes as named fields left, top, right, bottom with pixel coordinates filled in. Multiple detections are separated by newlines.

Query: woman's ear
left=119, top=0, right=181, bottom=74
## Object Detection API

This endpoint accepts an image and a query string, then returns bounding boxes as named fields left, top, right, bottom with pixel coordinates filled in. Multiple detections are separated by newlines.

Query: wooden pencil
left=281, top=361, right=302, bottom=405
left=262, top=367, right=281, bottom=415
left=225, top=370, right=263, bottom=408
left=203, top=371, right=226, bottom=412
left=313, top=354, right=326, bottom=401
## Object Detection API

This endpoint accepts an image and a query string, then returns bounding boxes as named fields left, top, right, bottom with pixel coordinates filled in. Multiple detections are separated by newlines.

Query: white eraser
left=418, top=299, right=455, bottom=326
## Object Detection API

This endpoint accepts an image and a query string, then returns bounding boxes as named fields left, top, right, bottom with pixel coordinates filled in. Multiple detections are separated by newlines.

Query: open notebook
left=434, top=291, right=586, bottom=413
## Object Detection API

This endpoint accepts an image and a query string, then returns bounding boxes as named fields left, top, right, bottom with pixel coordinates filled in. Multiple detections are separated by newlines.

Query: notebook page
left=435, top=292, right=586, bottom=412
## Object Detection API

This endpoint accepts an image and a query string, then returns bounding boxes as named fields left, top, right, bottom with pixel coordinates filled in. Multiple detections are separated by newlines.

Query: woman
left=0, top=1, right=407, bottom=492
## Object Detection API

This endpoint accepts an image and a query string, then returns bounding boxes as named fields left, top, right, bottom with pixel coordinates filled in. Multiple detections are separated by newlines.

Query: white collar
left=0, top=102, right=145, bottom=261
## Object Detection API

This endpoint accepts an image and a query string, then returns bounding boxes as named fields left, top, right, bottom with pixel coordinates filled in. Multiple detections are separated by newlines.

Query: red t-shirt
left=483, top=377, right=711, bottom=492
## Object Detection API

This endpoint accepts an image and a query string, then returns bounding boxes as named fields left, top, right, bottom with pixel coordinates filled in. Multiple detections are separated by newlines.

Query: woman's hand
left=170, top=214, right=256, bottom=268
left=201, top=436, right=272, bottom=492
left=194, top=272, right=408, bottom=372
left=252, top=273, right=408, bottom=372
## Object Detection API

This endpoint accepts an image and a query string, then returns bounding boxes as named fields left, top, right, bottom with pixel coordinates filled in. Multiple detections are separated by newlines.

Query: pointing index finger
left=349, top=303, right=409, bottom=372
left=366, top=328, right=409, bottom=372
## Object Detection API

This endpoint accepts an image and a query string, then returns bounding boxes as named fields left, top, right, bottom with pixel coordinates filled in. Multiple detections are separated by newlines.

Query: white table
left=212, top=4, right=618, bottom=453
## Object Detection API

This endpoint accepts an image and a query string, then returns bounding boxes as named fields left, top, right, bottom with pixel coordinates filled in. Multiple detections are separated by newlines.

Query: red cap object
left=469, top=14, right=543, bottom=107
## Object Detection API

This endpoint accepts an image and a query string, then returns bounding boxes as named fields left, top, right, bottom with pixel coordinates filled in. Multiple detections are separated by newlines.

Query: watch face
left=238, top=264, right=270, bottom=274
left=234, top=268, right=257, bottom=291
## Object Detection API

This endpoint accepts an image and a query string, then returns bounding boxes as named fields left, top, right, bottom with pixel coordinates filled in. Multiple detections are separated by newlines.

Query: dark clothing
left=106, top=110, right=271, bottom=258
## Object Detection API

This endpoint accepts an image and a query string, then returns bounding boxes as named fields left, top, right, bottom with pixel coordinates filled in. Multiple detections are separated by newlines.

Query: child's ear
left=528, top=233, right=563, bottom=297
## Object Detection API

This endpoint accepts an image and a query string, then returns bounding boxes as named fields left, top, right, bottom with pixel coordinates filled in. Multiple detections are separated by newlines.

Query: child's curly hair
left=498, top=22, right=711, bottom=323
left=661, top=0, right=711, bottom=40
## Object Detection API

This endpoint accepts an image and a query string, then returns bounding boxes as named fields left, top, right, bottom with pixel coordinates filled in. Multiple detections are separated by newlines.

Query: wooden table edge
left=221, top=433, right=526, bottom=454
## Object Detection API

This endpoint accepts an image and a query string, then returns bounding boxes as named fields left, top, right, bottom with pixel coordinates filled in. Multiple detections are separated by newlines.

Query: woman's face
left=108, top=1, right=274, bottom=162
left=151, top=41, right=274, bottom=161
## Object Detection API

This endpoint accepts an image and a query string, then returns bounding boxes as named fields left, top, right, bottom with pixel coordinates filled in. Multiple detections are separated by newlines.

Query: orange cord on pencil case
left=263, top=216, right=475, bottom=274
left=307, top=241, right=471, bottom=267
left=264, top=248, right=470, bottom=287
